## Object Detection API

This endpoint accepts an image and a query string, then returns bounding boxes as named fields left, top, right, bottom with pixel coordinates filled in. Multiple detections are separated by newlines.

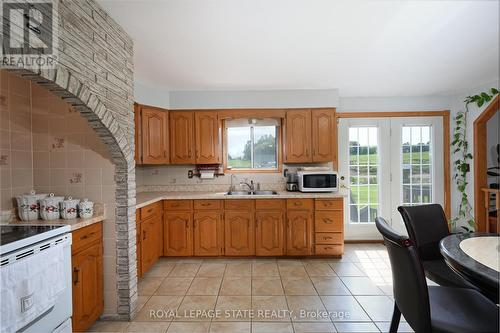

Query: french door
left=338, top=117, right=444, bottom=240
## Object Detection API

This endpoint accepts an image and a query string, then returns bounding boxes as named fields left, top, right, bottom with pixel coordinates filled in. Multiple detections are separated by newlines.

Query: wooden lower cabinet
left=72, top=223, right=103, bottom=332
left=134, top=198, right=343, bottom=272
left=164, top=211, right=193, bottom=256
left=255, top=200, right=285, bottom=256
left=224, top=210, right=255, bottom=256
left=286, top=210, right=313, bottom=255
left=194, top=211, right=223, bottom=256
left=314, top=199, right=344, bottom=256
left=141, top=214, right=163, bottom=272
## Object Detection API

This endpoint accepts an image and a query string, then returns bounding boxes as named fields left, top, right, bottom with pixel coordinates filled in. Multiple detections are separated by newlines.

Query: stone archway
left=5, top=66, right=137, bottom=320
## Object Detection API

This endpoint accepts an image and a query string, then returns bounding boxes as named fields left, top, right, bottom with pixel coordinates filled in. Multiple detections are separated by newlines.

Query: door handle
left=143, top=230, right=146, bottom=240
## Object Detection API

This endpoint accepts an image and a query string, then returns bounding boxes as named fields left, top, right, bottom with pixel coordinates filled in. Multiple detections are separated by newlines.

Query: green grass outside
left=227, top=159, right=251, bottom=168
left=350, top=151, right=430, bottom=165
left=351, top=185, right=379, bottom=205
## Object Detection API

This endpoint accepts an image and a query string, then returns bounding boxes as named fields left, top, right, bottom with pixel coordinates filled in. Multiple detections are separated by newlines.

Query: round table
left=440, top=233, right=499, bottom=299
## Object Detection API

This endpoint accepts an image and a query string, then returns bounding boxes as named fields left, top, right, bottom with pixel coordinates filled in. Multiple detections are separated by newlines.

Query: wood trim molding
left=473, top=95, right=499, bottom=232
left=336, top=110, right=451, bottom=219
left=443, top=112, right=451, bottom=219
left=218, top=109, right=286, bottom=119
left=337, top=110, right=450, bottom=118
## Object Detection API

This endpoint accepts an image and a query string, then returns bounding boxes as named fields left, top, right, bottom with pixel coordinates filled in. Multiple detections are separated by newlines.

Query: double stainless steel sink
left=226, top=190, right=278, bottom=196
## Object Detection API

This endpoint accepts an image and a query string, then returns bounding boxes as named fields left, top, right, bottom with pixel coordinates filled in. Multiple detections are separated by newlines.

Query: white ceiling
left=98, top=0, right=499, bottom=97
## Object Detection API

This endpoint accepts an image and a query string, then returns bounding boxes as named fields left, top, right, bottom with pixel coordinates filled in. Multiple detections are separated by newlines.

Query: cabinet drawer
left=164, top=200, right=193, bottom=211
left=225, top=199, right=254, bottom=211
left=72, top=222, right=103, bottom=254
left=315, top=244, right=343, bottom=256
left=315, top=211, right=343, bottom=232
left=287, top=199, right=313, bottom=210
left=255, top=199, right=285, bottom=210
left=315, top=199, right=343, bottom=210
left=194, top=200, right=222, bottom=210
left=139, top=201, right=162, bottom=220
left=315, top=232, right=343, bottom=244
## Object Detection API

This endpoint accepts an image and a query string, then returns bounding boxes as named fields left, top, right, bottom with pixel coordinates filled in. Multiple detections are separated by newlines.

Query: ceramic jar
left=39, top=193, right=65, bottom=220
left=60, top=196, right=80, bottom=220
left=78, top=199, right=94, bottom=219
left=15, top=191, right=48, bottom=221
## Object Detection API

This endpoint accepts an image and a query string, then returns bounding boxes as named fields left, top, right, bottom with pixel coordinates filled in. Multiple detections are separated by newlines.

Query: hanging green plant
left=451, top=87, right=499, bottom=232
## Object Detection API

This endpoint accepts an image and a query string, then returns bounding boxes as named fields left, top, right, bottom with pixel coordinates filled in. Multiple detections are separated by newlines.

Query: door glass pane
left=401, top=125, right=432, bottom=205
left=348, top=127, right=379, bottom=223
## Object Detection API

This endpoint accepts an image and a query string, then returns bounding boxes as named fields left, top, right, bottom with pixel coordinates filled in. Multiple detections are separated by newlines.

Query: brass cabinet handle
left=294, top=202, right=302, bottom=206
left=323, top=218, right=333, bottom=224
left=201, top=203, right=210, bottom=206
left=143, top=230, right=146, bottom=240
left=73, top=267, right=80, bottom=285
left=80, top=231, right=95, bottom=240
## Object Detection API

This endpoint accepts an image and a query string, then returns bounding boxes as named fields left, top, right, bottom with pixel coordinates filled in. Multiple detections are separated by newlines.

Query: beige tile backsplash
left=136, top=162, right=332, bottom=192
left=1, top=70, right=118, bottom=315
left=0, top=70, right=116, bottom=212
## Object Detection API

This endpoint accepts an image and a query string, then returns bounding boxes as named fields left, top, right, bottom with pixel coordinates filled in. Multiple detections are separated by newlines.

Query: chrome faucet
left=229, top=174, right=237, bottom=192
left=240, top=179, right=255, bottom=193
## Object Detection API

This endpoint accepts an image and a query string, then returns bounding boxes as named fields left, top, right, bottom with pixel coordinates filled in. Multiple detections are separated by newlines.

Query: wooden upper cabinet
left=136, top=104, right=169, bottom=165
left=164, top=211, right=193, bottom=256
left=170, top=111, right=195, bottom=164
left=194, top=211, right=223, bottom=256
left=255, top=210, right=284, bottom=256
left=286, top=210, right=312, bottom=255
left=285, top=109, right=312, bottom=163
left=311, top=109, right=335, bottom=162
left=195, top=111, right=221, bottom=164
left=224, top=210, right=255, bottom=256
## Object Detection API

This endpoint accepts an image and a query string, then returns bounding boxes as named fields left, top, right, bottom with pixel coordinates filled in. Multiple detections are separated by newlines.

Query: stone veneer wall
left=2, top=0, right=136, bottom=319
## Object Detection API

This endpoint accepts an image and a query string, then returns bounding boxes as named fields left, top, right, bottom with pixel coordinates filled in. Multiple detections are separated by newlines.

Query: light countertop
left=136, top=190, right=347, bottom=209
left=4, top=203, right=106, bottom=231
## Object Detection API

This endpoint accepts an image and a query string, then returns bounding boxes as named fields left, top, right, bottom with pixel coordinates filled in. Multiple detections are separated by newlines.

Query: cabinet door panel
left=164, top=212, right=193, bottom=256
left=195, top=111, right=221, bottom=164
left=194, top=211, right=223, bottom=256
left=141, top=216, right=161, bottom=272
left=255, top=211, right=284, bottom=256
left=311, top=109, right=334, bottom=162
left=286, top=210, right=312, bottom=255
left=72, top=242, right=103, bottom=332
left=141, top=107, right=169, bottom=164
left=224, top=211, right=255, bottom=256
left=170, top=111, right=195, bottom=164
left=285, top=109, right=312, bottom=163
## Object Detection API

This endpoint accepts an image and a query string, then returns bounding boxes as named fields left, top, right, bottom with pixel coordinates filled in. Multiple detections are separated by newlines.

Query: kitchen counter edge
left=136, top=191, right=347, bottom=209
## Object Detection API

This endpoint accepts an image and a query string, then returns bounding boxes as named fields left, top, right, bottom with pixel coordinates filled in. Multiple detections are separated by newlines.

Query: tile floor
left=88, top=244, right=416, bottom=333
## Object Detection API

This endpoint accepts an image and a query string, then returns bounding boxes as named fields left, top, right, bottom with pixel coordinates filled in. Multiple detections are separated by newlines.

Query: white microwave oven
left=297, top=171, right=338, bottom=192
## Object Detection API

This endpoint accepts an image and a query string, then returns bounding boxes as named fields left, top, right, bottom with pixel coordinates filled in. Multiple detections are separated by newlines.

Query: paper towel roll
left=200, top=170, right=215, bottom=179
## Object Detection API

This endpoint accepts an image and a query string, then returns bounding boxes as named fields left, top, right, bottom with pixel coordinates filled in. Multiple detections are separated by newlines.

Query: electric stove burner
left=0, top=225, right=66, bottom=246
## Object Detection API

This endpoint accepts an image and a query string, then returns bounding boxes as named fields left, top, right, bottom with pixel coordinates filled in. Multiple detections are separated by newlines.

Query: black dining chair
left=375, top=217, right=499, bottom=333
left=397, top=204, right=479, bottom=290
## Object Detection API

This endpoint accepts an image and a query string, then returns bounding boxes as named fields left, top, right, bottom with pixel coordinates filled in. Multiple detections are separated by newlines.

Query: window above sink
left=223, top=118, right=282, bottom=173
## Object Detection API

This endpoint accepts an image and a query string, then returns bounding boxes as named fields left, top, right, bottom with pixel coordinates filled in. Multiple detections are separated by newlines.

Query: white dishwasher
left=0, top=225, right=72, bottom=333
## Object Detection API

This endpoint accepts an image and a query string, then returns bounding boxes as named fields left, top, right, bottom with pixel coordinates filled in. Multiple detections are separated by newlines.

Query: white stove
left=0, top=225, right=72, bottom=333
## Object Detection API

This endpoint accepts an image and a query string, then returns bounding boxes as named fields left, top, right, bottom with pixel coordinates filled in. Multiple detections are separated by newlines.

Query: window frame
left=222, top=118, right=283, bottom=173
